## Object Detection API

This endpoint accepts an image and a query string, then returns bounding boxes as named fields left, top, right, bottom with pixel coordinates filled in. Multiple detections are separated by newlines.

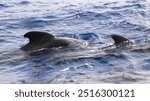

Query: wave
left=110, top=4, right=145, bottom=10
left=0, top=3, right=10, bottom=9
left=49, top=70, right=150, bottom=84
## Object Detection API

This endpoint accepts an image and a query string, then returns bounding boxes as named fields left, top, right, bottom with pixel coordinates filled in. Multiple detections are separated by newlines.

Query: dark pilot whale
left=21, top=31, right=88, bottom=51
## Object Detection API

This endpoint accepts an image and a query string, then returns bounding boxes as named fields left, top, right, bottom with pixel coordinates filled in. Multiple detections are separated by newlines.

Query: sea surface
left=0, top=0, right=150, bottom=83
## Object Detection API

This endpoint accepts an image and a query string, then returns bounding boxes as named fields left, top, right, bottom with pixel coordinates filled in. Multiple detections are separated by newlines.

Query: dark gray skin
left=21, top=31, right=88, bottom=51
left=111, top=34, right=133, bottom=47
left=110, top=34, right=150, bottom=53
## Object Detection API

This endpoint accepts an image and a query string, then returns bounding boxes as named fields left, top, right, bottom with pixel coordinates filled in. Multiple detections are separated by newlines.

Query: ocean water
left=0, top=0, right=150, bottom=84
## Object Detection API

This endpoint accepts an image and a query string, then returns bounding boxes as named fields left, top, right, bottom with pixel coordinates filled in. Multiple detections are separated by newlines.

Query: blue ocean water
left=0, top=0, right=150, bottom=83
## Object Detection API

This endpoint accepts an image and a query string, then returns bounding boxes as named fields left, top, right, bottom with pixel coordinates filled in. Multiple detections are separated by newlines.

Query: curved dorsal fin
left=24, top=31, right=55, bottom=43
left=111, top=34, right=131, bottom=47
left=21, top=31, right=55, bottom=51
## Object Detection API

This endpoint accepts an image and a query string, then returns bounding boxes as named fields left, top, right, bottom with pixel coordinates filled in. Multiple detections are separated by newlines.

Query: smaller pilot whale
left=21, top=31, right=88, bottom=51
left=106, top=34, right=150, bottom=53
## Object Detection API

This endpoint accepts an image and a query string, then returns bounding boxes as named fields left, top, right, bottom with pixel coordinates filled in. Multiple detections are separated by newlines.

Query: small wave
left=60, top=34, right=79, bottom=39
left=104, top=2, right=118, bottom=6
left=141, top=63, right=150, bottom=71
left=20, top=16, right=63, bottom=29
left=0, top=3, right=9, bottom=9
left=43, top=15, right=59, bottom=19
left=21, top=18, right=49, bottom=28
left=110, top=4, right=145, bottom=10
left=126, top=0, right=146, bottom=3
left=48, top=70, right=150, bottom=84
left=64, top=11, right=111, bottom=21
left=59, top=32, right=99, bottom=42
left=109, top=20, right=146, bottom=31
left=100, top=71, right=149, bottom=83
left=92, top=2, right=118, bottom=9
left=78, top=33, right=99, bottom=41
left=19, top=1, right=30, bottom=5
left=106, top=11, right=122, bottom=17
left=120, top=20, right=143, bottom=29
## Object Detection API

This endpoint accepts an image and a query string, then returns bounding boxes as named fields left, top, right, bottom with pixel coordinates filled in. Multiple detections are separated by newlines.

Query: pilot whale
left=21, top=31, right=89, bottom=51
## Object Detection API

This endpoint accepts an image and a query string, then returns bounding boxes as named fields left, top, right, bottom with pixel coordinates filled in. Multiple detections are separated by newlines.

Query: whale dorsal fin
left=24, top=31, right=55, bottom=43
left=111, top=34, right=132, bottom=47
left=21, top=31, right=55, bottom=51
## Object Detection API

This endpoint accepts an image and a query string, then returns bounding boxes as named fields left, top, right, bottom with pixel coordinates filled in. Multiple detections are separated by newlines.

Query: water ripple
left=0, top=3, right=9, bottom=9
left=110, top=4, right=145, bottom=10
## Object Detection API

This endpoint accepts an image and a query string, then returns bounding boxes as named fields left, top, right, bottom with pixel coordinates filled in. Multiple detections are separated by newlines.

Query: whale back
left=24, top=31, right=55, bottom=43
left=21, top=31, right=55, bottom=51
left=111, top=34, right=132, bottom=47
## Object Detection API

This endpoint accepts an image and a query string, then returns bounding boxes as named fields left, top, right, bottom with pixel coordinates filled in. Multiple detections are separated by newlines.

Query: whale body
left=21, top=31, right=89, bottom=51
